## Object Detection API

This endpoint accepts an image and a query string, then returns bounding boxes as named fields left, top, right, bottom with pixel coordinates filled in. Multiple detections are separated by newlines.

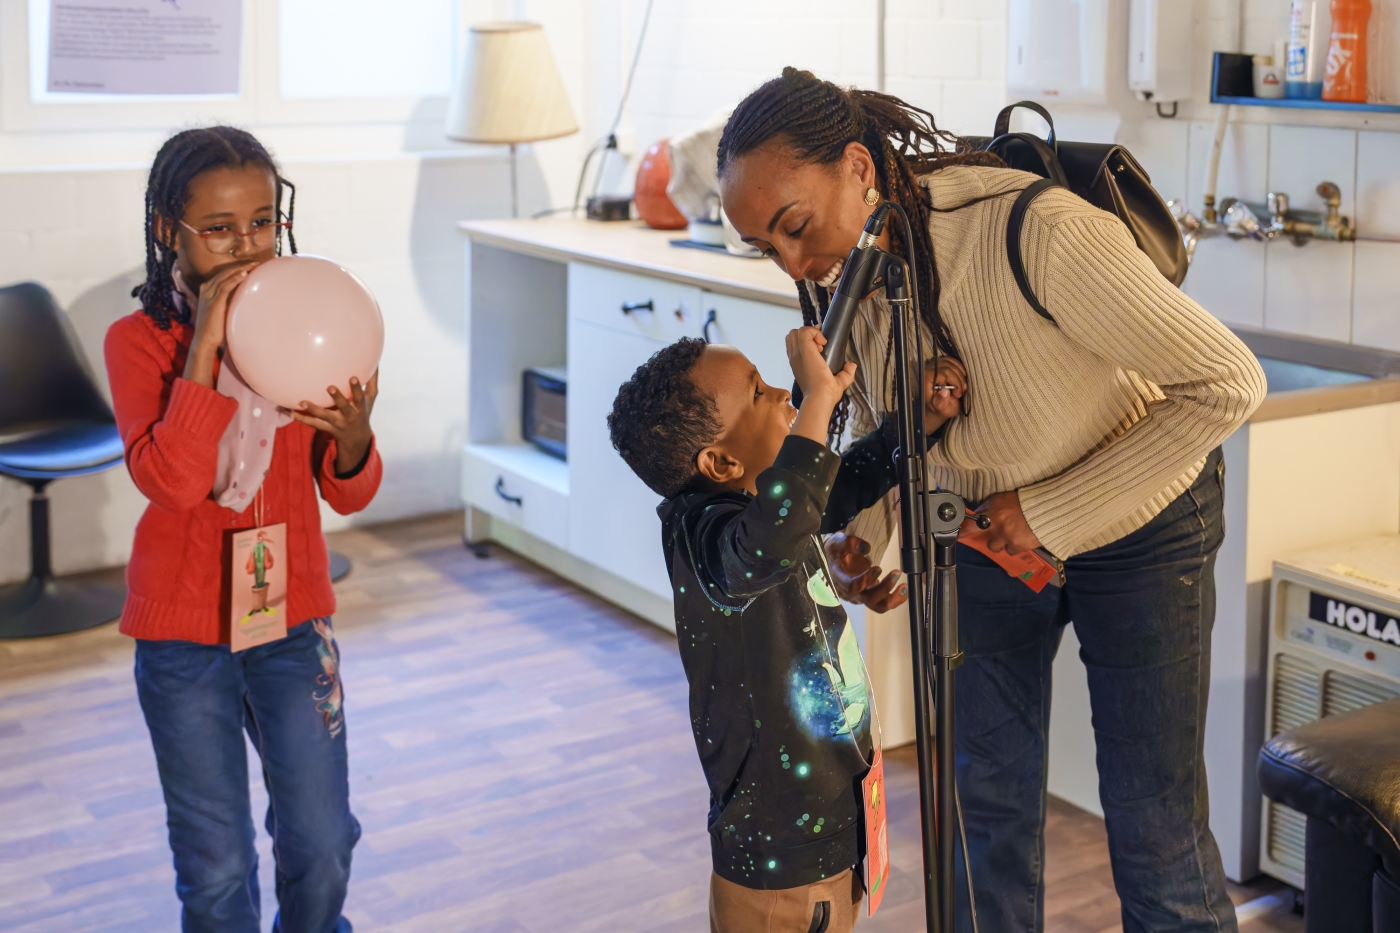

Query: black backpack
left=964, top=101, right=1188, bottom=324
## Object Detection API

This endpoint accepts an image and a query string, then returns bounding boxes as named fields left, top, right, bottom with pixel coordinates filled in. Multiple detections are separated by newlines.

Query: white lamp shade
left=446, top=22, right=579, bottom=144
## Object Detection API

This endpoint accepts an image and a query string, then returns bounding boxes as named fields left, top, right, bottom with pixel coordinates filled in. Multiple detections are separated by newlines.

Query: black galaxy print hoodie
left=657, top=420, right=903, bottom=890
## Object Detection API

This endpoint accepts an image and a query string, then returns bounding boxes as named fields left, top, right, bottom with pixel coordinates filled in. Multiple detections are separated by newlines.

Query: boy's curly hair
left=608, top=338, right=722, bottom=498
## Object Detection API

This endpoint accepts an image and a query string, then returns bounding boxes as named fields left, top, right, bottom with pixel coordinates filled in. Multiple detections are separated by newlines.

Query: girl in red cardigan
left=104, top=127, right=381, bottom=933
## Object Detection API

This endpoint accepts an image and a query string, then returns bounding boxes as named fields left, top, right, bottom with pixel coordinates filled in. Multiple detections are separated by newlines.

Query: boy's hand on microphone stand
left=785, top=326, right=855, bottom=446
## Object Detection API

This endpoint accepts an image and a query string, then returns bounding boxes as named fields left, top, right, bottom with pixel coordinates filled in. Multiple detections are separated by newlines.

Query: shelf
left=462, top=443, right=568, bottom=495
left=1211, top=52, right=1400, bottom=115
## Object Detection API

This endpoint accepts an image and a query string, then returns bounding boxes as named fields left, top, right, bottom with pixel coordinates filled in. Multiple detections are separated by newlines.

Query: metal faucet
left=1216, top=182, right=1354, bottom=245
left=1168, top=199, right=1221, bottom=263
left=1175, top=181, right=1400, bottom=262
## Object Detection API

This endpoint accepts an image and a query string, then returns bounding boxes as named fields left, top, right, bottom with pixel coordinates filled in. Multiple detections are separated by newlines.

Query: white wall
left=0, top=0, right=593, bottom=584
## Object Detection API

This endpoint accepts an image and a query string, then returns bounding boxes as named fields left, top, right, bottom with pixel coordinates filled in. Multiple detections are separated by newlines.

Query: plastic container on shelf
left=1323, top=0, right=1372, bottom=102
left=1287, top=0, right=1332, bottom=99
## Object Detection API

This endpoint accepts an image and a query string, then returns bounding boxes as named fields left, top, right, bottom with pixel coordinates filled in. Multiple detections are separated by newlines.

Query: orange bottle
left=1323, top=0, right=1371, bottom=102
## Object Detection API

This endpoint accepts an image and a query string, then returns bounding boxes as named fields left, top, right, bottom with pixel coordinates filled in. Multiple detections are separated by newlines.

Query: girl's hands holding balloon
left=290, top=371, right=379, bottom=475
left=182, top=261, right=260, bottom=388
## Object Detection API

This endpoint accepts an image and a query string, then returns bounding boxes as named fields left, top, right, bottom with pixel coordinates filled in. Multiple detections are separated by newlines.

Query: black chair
left=0, top=283, right=126, bottom=638
left=1258, top=699, right=1400, bottom=933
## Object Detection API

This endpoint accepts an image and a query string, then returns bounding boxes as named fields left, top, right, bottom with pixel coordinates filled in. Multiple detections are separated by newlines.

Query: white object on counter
left=1254, top=55, right=1287, bottom=98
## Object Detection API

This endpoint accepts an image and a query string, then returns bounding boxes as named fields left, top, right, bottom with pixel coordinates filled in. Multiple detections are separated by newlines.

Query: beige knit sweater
left=839, top=165, right=1267, bottom=560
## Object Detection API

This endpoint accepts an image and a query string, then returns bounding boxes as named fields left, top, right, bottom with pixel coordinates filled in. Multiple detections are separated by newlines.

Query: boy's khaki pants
left=709, top=868, right=863, bottom=933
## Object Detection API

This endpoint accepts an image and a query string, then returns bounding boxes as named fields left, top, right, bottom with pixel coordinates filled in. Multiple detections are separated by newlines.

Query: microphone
left=820, top=202, right=893, bottom=373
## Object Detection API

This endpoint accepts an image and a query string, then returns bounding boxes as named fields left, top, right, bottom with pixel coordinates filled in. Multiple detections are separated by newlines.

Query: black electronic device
left=521, top=367, right=567, bottom=460
left=586, top=195, right=632, bottom=222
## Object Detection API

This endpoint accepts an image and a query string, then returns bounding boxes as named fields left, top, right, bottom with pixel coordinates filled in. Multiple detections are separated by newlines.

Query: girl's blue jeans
left=952, top=448, right=1238, bottom=933
left=135, top=618, right=359, bottom=933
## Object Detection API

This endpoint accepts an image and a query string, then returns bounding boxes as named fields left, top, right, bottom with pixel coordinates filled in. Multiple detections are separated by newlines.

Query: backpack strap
left=1007, top=178, right=1060, bottom=325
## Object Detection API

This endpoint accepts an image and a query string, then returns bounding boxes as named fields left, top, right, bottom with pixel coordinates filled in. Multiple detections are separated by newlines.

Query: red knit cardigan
left=104, top=311, right=382, bottom=645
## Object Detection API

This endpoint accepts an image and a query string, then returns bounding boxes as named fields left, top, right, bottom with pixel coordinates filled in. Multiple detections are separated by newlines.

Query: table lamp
left=446, top=21, right=579, bottom=218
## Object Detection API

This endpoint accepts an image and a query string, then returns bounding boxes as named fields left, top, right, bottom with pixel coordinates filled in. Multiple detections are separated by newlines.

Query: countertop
left=461, top=216, right=1400, bottom=422
left=460, top=216, right=798, bottom=308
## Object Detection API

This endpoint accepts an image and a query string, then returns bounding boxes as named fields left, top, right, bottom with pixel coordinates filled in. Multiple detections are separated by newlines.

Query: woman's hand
left=977, top=491, right=1042, bottom=555
left=182, top=262, right=260, bottom=387
left=290, top=372, right=379, bottom=474
left=824, top=534, right=908, bottom=612
left=924, top=356, right=967, bottom=434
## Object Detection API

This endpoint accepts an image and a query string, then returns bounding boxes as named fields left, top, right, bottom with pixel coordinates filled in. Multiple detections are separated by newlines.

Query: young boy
left=607, top=327, right=960, bottom=933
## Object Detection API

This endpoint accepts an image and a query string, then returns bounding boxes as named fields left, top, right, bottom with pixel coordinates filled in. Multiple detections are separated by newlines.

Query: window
left=279, top=0, right=455, bottom=100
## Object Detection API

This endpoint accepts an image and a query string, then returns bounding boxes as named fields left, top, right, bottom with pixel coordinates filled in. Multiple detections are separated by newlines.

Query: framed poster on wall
left=46, top=0, right=242, bottom=96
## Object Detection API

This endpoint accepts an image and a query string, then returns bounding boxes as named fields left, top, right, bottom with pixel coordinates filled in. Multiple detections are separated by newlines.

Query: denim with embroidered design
left=951, top=448, right=1237, bottom=933
left=135, top=617, right=359, bottom=933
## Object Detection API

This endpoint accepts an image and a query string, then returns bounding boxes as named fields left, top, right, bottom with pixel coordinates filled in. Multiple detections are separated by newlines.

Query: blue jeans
left=952, top=449, right=1237, bottom=933
left=135, top=618, right=359, bottom=933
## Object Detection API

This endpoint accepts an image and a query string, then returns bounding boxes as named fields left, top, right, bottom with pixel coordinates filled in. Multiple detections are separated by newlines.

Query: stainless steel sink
left=1231, top=326, right=1400, bottom=396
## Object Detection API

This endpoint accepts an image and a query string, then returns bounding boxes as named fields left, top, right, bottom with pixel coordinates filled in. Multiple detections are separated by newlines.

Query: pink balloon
left=226, top=255, right=384, bottom=410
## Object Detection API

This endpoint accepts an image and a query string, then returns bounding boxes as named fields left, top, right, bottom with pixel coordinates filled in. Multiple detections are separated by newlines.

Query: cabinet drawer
left=568, top=262, right=703, bottom=344
left=701, top=291, right=804, bottom=389
left=461, top=444, right=569, bottom=551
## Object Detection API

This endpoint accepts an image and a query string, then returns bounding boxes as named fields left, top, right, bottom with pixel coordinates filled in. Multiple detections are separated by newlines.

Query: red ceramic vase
left=634, top=139, right=688, bottom=230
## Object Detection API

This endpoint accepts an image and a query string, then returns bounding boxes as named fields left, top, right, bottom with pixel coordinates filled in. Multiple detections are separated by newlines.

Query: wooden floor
left=0, top=512, right=1303, bottom=933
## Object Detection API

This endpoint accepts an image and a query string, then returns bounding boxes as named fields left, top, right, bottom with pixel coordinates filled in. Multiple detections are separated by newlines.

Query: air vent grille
left=1271, top=653, right=1321, bottom=736
left=1267, top=801, right=1307, bottom=873
left=1322, top=669, right=1400, bottom=717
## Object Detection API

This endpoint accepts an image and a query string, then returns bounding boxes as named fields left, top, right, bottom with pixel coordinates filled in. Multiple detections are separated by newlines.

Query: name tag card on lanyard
left=863, top=745, right=890, bottom=917
left=230, top=488, right=288, bottom=652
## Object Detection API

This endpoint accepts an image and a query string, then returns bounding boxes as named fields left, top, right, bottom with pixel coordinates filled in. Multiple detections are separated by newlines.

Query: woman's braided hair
left=133, top=126, right=297, bottom=330
left=717, top=67, right=1001, bottom=441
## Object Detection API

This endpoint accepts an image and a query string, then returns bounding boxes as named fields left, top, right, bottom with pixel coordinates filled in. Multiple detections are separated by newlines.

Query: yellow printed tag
left=230, top=522, right=289, bottom=652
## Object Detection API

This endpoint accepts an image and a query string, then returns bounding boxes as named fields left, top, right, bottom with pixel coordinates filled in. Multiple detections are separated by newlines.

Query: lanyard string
left=254, top=487, right=265, bottom=531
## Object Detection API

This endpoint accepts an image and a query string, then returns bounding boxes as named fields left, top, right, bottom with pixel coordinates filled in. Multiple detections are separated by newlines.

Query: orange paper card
left=230, top=522, right=288, bottom=652
left=958, top=517, right=1062, bottom=592
left=863, top=747, right=890, bottom=917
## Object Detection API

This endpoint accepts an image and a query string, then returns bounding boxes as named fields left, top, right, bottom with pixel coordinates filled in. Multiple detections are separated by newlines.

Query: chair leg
left=29, top=478, right=52, bottom=580
left=0, top=478, right=125, bottom=639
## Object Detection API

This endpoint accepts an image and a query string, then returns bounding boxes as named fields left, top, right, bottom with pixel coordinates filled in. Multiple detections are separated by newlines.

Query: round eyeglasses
left=179, top=218, right=292, bottom=255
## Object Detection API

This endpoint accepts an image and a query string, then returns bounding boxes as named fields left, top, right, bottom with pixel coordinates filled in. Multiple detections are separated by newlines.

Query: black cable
left=956, top=781, right=981, bottom=933
left=1156, top=101, right=1179, bottom=119
left=550, top=0, right=655, bottom=218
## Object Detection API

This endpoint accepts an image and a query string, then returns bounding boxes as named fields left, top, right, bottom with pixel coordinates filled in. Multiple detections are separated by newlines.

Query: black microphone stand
left=822, top=204, right=978, bottom=933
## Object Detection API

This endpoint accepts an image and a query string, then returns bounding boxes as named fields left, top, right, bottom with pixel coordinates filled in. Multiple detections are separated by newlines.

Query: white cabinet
left=461, top=444, right=569, bottom=551
left=462, top=228, right=806, bottom=631
left=700, top=290, right=804, bottom=390
left=569, top=262, right=703, bottom=344
left=566, top=318, right=673, bottom=599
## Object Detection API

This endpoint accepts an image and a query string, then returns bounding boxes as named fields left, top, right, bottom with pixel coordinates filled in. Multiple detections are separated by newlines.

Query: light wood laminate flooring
left=0, top=512, right=1302, bottom=932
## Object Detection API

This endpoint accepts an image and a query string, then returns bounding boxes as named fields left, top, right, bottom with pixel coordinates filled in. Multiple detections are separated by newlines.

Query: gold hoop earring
left=864, top=187, right=880, bottom=205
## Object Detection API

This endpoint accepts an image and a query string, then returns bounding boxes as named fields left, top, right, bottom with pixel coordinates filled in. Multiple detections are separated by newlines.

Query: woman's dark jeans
left=953, top=448, right=1238, bottom=933
left=135, top=618, right=359, bottom=933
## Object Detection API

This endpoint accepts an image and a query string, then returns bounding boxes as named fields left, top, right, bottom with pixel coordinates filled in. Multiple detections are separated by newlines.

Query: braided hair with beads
left=717, top=67, right=1001, bottom=445
left=133, top=127, right=297, bottom=330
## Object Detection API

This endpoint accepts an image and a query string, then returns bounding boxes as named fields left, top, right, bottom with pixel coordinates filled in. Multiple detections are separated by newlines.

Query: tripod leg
left=934, top=562, right=959, bottom=933
left=906, top=573, right=941, bottom=933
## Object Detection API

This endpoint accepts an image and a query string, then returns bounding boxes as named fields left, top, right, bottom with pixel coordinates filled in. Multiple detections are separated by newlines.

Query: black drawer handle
left=621, top=300, right=654, bottom=314
left=702, top=308, right=718, bottom=344
left=494, top=477, right=522, bottom=506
